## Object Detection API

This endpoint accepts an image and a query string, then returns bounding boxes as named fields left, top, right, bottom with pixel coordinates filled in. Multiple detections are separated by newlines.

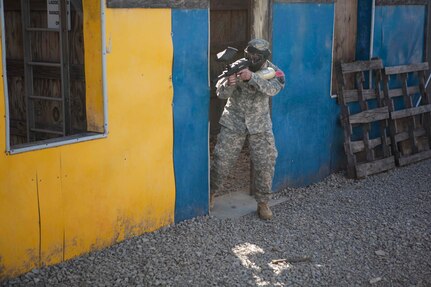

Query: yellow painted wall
left=83, top=0, right=104, bottom=132
left=0, top=3, right=175, bottom=279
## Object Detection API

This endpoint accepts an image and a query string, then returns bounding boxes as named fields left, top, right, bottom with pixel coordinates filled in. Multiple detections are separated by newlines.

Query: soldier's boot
left=210, top=192, right=215, bottom=210
left=257, top=202, right=273, bottom=220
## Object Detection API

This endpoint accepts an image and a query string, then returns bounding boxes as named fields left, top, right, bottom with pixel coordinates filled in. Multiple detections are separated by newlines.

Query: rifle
left=214, top=47, right=250, bottom=82
left=214, top=46, right=276, bottom=82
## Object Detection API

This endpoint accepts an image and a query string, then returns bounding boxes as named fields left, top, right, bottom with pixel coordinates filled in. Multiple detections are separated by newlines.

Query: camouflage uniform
left=211, top=41, right=285, bottom=204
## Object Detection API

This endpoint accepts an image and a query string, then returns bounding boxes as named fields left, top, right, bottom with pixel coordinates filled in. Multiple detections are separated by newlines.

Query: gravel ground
left=2, top=159, right=431, bottom=286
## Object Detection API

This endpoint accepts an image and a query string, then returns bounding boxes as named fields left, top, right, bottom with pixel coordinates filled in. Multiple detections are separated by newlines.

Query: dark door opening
left=209, top=0, right=252, bottom=196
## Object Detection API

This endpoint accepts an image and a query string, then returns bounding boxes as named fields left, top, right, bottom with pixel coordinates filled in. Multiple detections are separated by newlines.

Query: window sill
left=7, top=132, right=107, bottom=155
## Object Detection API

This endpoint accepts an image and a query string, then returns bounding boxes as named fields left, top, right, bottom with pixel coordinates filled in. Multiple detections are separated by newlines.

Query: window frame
left=1, top=0, right=108, bottom=154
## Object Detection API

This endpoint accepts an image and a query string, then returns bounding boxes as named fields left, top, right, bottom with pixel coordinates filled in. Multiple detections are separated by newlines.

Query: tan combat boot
left=257, top=202, right=273, bottom=220
left=210, top=192, right=215, bottom=210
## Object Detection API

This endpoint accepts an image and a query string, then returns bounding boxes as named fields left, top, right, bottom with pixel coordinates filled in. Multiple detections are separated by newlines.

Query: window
left=2, top=0, right=107, bottom=153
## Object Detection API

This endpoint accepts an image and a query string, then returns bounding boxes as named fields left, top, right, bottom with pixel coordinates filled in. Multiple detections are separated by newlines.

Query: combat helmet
left=244, top=39, right=271, bottom=72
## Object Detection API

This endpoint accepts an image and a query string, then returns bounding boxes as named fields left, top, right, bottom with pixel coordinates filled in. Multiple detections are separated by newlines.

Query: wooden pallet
left=338, top=59, right=395, bottom=178
left=383, top=62, right=431, bottom=166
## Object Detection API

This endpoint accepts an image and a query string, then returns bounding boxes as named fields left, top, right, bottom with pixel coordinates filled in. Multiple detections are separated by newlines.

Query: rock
left=375, top=250, right=387, bottom=256
left=369, top=277, right=382, bottom=284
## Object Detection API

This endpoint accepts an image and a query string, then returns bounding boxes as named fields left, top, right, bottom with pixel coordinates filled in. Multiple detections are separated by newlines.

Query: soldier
left=211, top=39, right=285, bottom=220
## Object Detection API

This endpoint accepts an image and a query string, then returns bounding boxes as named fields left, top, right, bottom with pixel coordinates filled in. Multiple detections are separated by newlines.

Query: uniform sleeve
left=215, top=77, right=240, bottom=100
left=248, top=67, right=285, bottom=97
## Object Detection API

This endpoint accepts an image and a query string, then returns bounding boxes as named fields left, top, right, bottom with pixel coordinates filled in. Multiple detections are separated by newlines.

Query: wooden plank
left=107, top=0, right=209, bottom=9
left=210, top=11, right=249, bottom=48
left=211, top=41, right=248, bottom=54
left=268, top=0, right=273, bottom=51
left=6, top=77, right=26, bottom=146
left=350, top=136, right=391, bottom=153
left=398, top=150, right=431, bottom=166
left=21, top=0, right=35, bottom=141
left=363, top=132, right=376, bottom=162
left=350, top=140, right=365, bottom=154
left=33, top=83, right=63, bottom=135
left=394, top=128, right=426, bottom=143
left=379, top=120, right=391, bottom=157
left=4, top=0, right=82, bottom=12
left=340, top=106, right=356, bottom=178
left=5, top=0, right=45, bottom=11
left=251, top=0, right=270, bottom=40
left=70, top=81, right=87, bottom=133
left=349, top=106, right=389, bottom=124
left=343, top=141, right=357, bottom=179
left=341, top=59, right=383, bottom=74
left=400, top=73, right=419, bottom=154
left=9, top=118, right=27, bottom=138
left=7, top=60, right=85, bottom=81
left=343, top=89, right=376, bottom=103
left=60, top=0, right=71, bottom=135
left=211, top=0, right=250, bottom=10
left=390, top=104, right=431, bottom=120
left=355, top=71, right=376, bottom=162
left=387, top=86, right=420, bottom=98
left=331, top=0, right=357, bottom=95
left=30, top=12, right=61, bottom=63
left=385, top=62, right=429, bottom=75
left=4, top=11, right=24, bottom=60
left=356, top=156, right=395, bottom=178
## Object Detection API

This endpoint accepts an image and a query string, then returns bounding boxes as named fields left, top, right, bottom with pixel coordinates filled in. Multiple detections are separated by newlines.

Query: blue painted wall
left=356, top=0, right=373, bottom=61
left=357, top=2, right=426, bottom=65
left=373, top=5, right=425, bottom=66
left=373, top=5, right=426, bottom=108
left=272, top=3, right=344, bottom=189
left=172, top=10, right=209, bottom=222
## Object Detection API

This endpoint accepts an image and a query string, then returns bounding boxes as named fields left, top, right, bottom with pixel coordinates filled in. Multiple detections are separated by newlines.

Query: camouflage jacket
left=215, top=60, right=285, bottom=134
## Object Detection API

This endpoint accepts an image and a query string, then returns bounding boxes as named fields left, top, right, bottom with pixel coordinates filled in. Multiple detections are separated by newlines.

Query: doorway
left=209, top=0, right=252, bottom=197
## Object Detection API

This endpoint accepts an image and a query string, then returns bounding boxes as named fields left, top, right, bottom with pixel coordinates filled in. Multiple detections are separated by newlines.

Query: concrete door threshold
left=210, top=191, right=287, bottom=219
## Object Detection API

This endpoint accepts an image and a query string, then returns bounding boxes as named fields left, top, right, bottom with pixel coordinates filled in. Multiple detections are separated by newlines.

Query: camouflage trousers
left=210, top=126, right=278, bottom=203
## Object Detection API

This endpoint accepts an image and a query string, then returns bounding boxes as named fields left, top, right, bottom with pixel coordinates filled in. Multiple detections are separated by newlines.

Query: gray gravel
left=2, top=159, right=431, bottom=286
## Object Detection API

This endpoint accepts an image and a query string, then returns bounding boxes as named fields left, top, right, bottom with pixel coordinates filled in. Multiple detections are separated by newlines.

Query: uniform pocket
left=264, top=132, right=278, bottom=159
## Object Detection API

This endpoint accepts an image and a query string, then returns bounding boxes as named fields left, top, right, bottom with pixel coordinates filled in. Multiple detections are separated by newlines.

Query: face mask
left=245, top=52, right=265, bottom=72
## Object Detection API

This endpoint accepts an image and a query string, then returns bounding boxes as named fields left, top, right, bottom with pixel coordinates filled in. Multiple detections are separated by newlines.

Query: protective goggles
left=244, top=45, right=270, bottom=64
